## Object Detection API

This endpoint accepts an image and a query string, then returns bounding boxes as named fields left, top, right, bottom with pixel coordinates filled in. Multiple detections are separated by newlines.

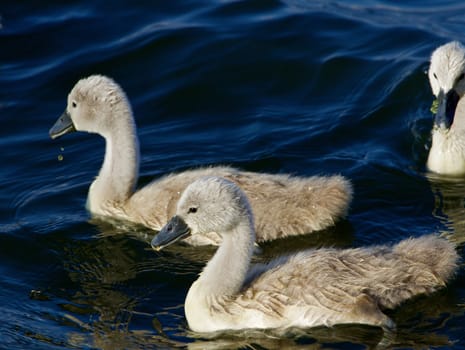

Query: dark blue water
left=2, top=0, right=465, bottom=348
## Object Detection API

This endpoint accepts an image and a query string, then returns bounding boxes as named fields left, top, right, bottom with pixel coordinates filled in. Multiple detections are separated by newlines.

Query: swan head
left=49, top=75, right=132, bottom=139
left=151, top=177, right=253, bottom=251
left=429, top=41, right=465, bottom=130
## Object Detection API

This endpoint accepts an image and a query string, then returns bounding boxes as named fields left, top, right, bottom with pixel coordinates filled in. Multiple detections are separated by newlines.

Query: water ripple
left=2, top=0, right=465, bottom=348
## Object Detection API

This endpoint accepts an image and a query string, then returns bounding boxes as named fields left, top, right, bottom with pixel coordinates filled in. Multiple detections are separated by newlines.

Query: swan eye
left=433, top=73, right=438, bottom=80
left=72, top=101, right=77, bottom=108
left=188, top=207, right=197, bottom=214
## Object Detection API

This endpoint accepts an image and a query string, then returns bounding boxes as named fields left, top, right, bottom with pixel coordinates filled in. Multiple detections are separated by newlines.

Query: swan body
left=152, top=177, right=459, bottom=333
left=49, top=75, right=353, bottom=245
left=427, top=41, right=465, bottom=175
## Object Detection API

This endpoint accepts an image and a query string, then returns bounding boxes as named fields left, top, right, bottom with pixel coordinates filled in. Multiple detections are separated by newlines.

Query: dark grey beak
left=151, top=215, right=191, bottom=251
left=435, top=90, right=460, bottom=129
left=49, top=110, right=76, bottom=139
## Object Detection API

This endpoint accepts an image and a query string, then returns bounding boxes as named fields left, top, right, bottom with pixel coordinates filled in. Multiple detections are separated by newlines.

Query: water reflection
left=185, top=320, right=453, bottom=350
left=53, top=223, right=184, bottom=349
left=427, top=173, right=465, bottom=247
left=187, top=325, right=386, bottom=350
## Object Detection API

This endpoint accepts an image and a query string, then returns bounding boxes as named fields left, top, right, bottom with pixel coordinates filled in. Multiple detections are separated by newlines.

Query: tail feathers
left=375, top=235, right=459, bottom=309
left=393, top=235, right=459, bottom=284
left=314, top=175, right=353, bottom=219
left=298, top=175, right=353, bottom=231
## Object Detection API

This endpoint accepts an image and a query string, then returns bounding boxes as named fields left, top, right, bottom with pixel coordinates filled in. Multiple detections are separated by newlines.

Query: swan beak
left=151, top=215, right=191, bottom=251
left=434, top=89, right=460, bottom=129
left=49, top=110, right=76, bottom=139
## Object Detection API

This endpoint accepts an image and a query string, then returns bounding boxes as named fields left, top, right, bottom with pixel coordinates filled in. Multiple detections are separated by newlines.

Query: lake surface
left=2, top=0, right=465, bottom=348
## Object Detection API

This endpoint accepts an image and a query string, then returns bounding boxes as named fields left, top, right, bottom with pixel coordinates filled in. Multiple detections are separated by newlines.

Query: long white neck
left=184, top=216, right=255, bottom=332
left=87, top=107, right=140, bottom=212
left=427, top=96, right=465, bottom=175
left=200, top=220, right=255, bottom=295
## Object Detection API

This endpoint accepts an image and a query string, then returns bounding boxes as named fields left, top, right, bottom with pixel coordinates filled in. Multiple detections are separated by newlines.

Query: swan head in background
left=427, top=41, right=465, bottom=175
left=49, top=75, right=134, bottom=140
left=49, top=75, right=140, bottom=212
left=151, top=176, right=255, bottom=251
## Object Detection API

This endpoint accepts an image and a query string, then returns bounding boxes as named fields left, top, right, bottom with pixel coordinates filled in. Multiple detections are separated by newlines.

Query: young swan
left=49, top=75, right=353, bottom=245
left=152, top=177, right=459, bottom=333
left=427, top=41, right=465, bottom=175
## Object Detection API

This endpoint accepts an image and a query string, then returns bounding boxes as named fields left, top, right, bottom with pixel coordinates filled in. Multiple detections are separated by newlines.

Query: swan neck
left=89, top=107, right=140, bottom=208
left=197, top=218, right=255, bottom=296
